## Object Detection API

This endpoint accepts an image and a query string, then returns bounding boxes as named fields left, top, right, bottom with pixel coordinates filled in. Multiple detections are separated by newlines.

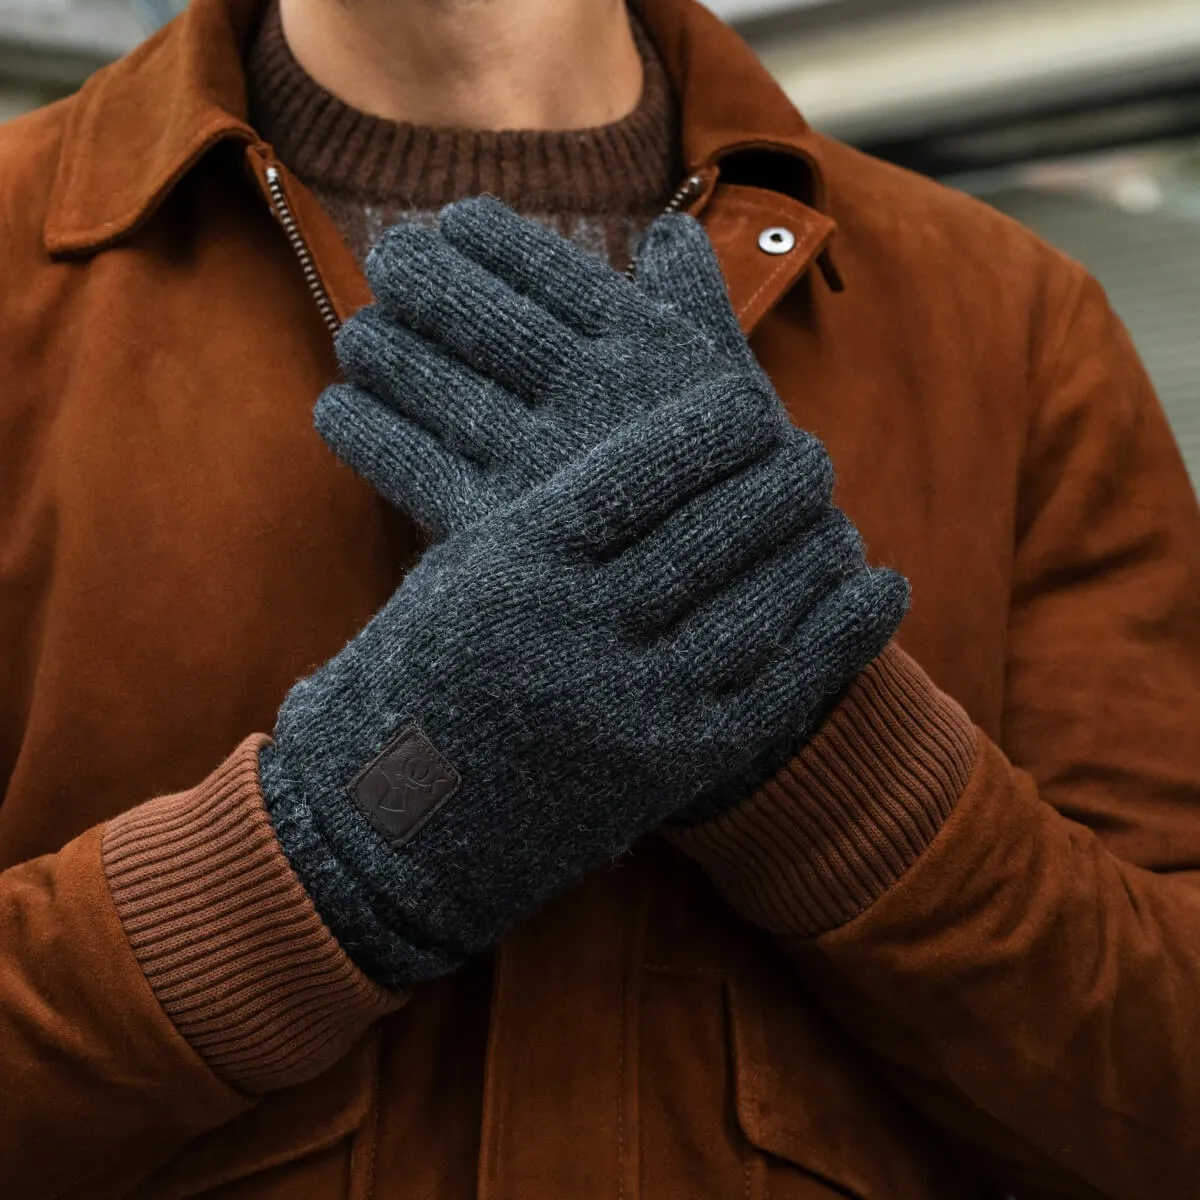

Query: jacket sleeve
left=0, top=737, right=403, bottom=1199
left=668, top=267, right=1200, bottom=1199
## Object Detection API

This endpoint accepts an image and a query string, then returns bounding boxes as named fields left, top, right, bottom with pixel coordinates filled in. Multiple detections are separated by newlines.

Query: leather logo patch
left=351, top=726, right=461, bottom=846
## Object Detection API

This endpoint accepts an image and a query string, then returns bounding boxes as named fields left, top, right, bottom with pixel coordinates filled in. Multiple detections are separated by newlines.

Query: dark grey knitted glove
left=263, top=382, right=908, bottom=989
left=317, top=197, right=756, bottom=538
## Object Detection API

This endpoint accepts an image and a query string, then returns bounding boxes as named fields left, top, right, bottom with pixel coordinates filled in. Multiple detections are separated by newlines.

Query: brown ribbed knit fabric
left=246, top=2, right=682, bottom=268
left=667, top=644, right=980, bottom=940
left=103, top=737, right=404, bottom=1095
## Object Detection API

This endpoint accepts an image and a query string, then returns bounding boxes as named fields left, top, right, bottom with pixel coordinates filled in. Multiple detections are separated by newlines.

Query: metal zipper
left=264, top=165, right=342, bottom=337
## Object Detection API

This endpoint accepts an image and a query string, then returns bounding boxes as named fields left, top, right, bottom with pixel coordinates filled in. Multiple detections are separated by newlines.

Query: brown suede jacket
left=2, top=0, right=1200, bottom=1196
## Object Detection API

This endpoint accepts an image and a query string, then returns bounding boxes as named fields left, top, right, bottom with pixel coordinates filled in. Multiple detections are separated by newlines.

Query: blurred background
left=3, top=0, right=1198, bottom=483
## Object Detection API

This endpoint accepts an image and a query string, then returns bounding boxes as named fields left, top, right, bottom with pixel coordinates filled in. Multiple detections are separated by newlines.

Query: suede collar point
left=43, top=0, right=260, bottom=256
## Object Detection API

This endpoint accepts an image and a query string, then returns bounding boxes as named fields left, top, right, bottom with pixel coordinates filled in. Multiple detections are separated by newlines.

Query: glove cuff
left=260, top=742, right=466, bottom=990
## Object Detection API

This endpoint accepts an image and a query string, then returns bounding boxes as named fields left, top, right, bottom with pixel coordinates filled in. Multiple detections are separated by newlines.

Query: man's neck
left=277, top=0, right=644, bottom=131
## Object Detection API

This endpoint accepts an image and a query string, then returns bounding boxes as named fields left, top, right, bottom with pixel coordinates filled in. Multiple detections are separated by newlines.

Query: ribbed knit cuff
left=667, top=644, right=979, bottom=939
left=102, top=737, right=404, bottom=1095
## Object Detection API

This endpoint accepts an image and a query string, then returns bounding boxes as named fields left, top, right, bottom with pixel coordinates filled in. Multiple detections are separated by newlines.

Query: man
left=1, top=0, right=1198, bottom=1195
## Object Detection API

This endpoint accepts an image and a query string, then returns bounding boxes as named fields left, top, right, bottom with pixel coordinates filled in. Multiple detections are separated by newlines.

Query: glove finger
left=606, top=431, right=836, bottom=634
left=715, top=566, right=910, bottom=743
left=337, top=308, right=567, bottom=475
left=315, top=384, right=505, bottom=536
left=666, top=509, right=870, bottom=690
left=439, top=196, right=655, bottom=336
left=634, top=214, right=754, bottom=368
left=366, top=223, right=586, bottom=401
left=526, top=375, right=787, bottom=557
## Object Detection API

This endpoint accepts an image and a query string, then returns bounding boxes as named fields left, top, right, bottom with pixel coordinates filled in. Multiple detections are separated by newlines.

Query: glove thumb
left=634, top=214, right=755, bottom=369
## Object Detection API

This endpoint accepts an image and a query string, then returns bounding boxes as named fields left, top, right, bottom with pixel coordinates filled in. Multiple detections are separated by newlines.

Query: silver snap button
left=758, top=226, right=795, bottom=255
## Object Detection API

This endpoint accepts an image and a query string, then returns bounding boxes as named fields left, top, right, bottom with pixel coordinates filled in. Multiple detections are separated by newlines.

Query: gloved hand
left=317, top=197, right=757, bottom=538
left=263, top=380, right=908, bottom=990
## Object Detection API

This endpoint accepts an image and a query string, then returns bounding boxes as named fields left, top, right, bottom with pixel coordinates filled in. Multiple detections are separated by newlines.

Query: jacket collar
left=44, top=0, right=260, bottom=255
left=44, top=0, right=829, bottom=256
left=637, top=0, right=827, bottom=209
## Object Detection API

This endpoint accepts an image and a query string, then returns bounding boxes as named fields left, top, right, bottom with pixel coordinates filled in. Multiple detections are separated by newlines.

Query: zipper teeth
left=265, top=166, right=342, bottom=337
left=662, top=172, right=704, bottom=217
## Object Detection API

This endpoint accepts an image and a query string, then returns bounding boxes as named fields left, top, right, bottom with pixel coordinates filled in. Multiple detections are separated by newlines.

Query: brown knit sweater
left=246, top=2, right=682, bottom=268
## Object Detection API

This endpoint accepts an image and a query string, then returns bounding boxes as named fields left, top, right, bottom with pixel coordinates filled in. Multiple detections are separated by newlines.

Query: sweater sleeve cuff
left=101, top=736, right=404, bottom=1095
left=666, top=643, right=979, bottom=939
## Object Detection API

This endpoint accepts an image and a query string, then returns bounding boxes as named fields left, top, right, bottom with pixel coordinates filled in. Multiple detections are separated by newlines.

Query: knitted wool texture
left=264, top=203, right=909, bottom=989
left=317, top=200, right=760, bottom=537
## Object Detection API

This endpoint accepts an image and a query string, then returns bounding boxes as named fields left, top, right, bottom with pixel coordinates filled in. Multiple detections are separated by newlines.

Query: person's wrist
left=665, top=644, right=978, bottom=939
left=102, top=737, right=404, bottom=1093
left=670, top=544, right=909, bottom=826
left=259, top=741, right=467, bottom=991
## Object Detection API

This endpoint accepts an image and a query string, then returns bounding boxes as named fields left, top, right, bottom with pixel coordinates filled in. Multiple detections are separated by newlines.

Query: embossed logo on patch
left=351, top=726, right=461, bottom=845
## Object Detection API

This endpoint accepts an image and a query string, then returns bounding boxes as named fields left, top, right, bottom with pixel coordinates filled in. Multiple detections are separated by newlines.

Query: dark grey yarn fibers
left=317, top=198, right=761, bottom=539
left=263, top=201, right=909, bottom=989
